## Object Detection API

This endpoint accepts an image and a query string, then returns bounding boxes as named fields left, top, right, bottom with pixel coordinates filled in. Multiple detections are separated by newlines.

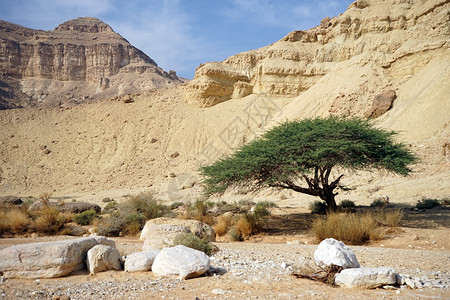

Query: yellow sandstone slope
left=0, top=0, right=448, bottom=205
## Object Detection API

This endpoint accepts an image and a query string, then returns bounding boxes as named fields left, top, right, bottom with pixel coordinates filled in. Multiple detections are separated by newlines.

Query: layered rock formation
left=0, top=17, right=182, bottom=108
left=184, top=0, right=450, bottom=110
left=0, top=0, right=448, bottom=204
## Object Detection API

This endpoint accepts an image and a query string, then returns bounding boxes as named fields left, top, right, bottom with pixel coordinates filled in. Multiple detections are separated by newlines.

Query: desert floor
left=0, top=206, right=449, bottom=300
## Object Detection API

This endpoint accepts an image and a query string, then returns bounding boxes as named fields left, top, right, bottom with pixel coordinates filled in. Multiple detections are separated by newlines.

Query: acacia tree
left=200, top=117, right=417, bottom=211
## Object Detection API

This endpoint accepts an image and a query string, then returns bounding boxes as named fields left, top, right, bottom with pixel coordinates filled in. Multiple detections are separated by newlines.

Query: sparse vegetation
left=375, top=209, right=404, bottom=228
left=229, top=227, right=243, bottom=241
left=3, top=208, right=31, bottom=234
left=102, top=201, right=118, bottom=214
left=97, top=192, right=170, bottom=237
left=416, top=198, right=440, bottom=209
left=33, top=207, right=67, bottom=235
left=171, top=232, right=213, bottom=255
left=73, top=209, right=97, bottom=226
left=370, top=198, right=388, bottom=208
left=310, top=200, right=327, bottom=215
left=339, top=200, right=355, bottom=208
left=213, top=214, right=233, bottom=236
left=311, top=212, right=383, bottom=245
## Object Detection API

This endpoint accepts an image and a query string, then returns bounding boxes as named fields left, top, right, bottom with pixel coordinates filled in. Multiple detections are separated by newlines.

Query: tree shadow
left=263, top=205, right=450, bottom=236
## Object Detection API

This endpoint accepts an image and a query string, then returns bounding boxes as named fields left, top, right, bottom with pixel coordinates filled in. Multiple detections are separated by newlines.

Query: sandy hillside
left=0, top=0, right=449, bottom=207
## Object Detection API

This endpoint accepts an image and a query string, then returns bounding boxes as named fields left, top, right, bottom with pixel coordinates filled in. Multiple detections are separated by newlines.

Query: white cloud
left=109, top=1, right=219, bottom=77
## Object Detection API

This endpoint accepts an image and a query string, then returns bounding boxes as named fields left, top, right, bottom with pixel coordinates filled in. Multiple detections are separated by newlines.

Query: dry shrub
left=375, top=209, right=404, bottom=227
left=178, top=200, right=214, bottom=225
left=5, top=209, right=31, bottom=234
left=171, top=232, right=213, bottom=255
left=312, top=212, right=382, bottom=245
left=38, top=192, right=53, bottom=204
left=213, top=214, right=232, bottom=236
left=0, top=211, right=7, bottom=235
left=234, top=215, right=254, bottom=237
left=34, top=207, right=66, bottom=234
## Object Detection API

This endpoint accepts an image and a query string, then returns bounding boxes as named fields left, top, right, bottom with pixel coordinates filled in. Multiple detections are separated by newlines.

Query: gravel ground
left=0, top=240, right=449, bottom=300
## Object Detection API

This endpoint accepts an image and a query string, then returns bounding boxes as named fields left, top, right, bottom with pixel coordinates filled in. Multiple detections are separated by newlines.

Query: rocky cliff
left=0, top=0, right=448, bottom=205
left=0, top=17, right=182, bottom=108
left=184, top=0, right=449, bottom=109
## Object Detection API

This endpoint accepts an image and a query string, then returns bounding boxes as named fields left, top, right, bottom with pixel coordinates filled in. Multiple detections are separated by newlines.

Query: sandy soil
left=0, top=206, right=448, bottom=300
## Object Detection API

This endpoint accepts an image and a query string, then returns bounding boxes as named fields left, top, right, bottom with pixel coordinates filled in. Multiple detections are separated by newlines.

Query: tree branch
left=330, top=174, right=344, bottom=190
left=271, top=181, right=320, bottom=197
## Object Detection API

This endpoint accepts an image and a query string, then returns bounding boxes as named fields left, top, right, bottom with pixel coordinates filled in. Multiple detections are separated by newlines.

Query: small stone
left=212, top=289, right=226, bottom=295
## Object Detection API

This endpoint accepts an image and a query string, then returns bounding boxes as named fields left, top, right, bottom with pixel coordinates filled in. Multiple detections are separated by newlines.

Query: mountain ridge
left=0, top=17, right=182, bottom=109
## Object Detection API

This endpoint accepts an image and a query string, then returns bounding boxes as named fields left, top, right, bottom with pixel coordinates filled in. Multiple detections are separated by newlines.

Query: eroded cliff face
left=184, top=0, right=450, bottom=107
left=0, top=17, right=182, bottom=108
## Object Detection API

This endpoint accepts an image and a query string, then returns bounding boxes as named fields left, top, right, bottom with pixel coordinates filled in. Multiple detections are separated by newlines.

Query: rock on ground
left=86, top=245, right=122, bottom=274
left=152, top=245, right=210, bottom=280
left=124, top=250, right=160, bottom=272
left=0, top=236, right=115, bottom=278
left=140, top=217, right=215, bottom=242
left=314, top=238, right=360, bottom=269
left=142, top=224, right=191, bottom=250
left=335, top=267, right=397, bottom=289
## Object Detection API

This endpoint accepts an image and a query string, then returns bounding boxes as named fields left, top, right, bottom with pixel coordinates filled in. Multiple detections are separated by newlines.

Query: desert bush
left=33, top=207, right=66, bottom=234
left=126, top=192, right=169, bottom=220
left=102, top=201, right=118, bottom=214
left=310, top=201, right=327, bottom=214
left=74, top=209, right=97, bottom=226
left=234, top=214, right=255, bottom=237
left=38, top=192, right=53, bottom=205
left=370, top=198, right=387, bottom=208
left=97, top=212, right=127, bottom=236
left=171, top=232, right=213, bottom=255
left=179, top=200, right=214, bottom=225
left=6, top=209, right=31, bottom=234
left=416, top=198, right=440, bottom=209
left=170, top=202, right=184, bottom=210
left=213, top=214, right=232, bottom=236
left=311, top=212, right=382, bottom=245
left=102, top=197, right=113, bottom=203
left=97, top=192, right=166, bottom=237
left=374, top=208, right=404, bottom=227
left=229, top=227, right=243, bottom=241
left=256, top=201, right=278, bottom=208
left=339, top=200, right=355, bottom=208
left=123, top=212, right=146, bottom=236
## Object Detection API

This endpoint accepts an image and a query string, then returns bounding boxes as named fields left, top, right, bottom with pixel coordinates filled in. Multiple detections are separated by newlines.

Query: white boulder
left=142, top=224, right=191, bottom=250
left=335, top=267, right=397, bottom=288
left=86, top=245, right=122, bottom=274
left=0, top=236, right=115, bottom=278
left=314, top=238, right=360, bottom=269
left=124, top=250, right=160, bottom=272
left=140, top=217, right=215, bottom=242
left=152, top=245, right=210, bottom=279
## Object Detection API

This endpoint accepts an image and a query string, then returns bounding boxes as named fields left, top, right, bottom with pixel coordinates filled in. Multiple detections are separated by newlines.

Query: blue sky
left=0, top=0, right=354, bottom=78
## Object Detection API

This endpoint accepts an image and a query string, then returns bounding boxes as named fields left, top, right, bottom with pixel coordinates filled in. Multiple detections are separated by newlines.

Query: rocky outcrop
left=184, top=0, right=450, bottom=107
left=0, top=17, right=183, bottom=108
left=365, top=90, right=396, bottom=118
left=140, top=217, right=216, bottom=242
left=0, top=236, right=115, bottom=278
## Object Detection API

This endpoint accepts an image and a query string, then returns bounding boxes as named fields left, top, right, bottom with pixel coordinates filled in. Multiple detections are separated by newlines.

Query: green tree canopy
left=200, top=117, right=418, bottom=211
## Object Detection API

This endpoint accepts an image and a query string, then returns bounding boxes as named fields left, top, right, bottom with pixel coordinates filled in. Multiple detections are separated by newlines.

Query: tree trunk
left=321, top=187, right=337, bottom=212
left=325, top=194, right=337, bottom=212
